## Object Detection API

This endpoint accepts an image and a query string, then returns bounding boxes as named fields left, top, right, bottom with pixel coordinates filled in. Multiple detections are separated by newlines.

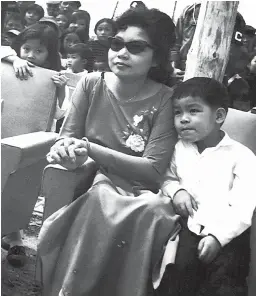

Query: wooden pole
left=172, top=1, right=177, bottom=20
left=112, top=1, right=119, bottom=19
left=184, top=1, right=239, bottom=82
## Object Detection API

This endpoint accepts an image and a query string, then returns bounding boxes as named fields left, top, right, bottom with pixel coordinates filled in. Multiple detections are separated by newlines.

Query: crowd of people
left=1, top=1, right=256, bottom=109
left=1, top=1, right=256, bottom=296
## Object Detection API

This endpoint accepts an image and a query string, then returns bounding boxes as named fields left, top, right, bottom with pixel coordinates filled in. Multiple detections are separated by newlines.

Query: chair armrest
left=1, top=131, right=57, bottom=192
left=42, top=158, right=98, bottom=220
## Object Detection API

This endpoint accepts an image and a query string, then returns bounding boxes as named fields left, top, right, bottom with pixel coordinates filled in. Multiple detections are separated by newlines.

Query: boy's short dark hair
left=25, top=4, right=44, bottom=19
left=66, top=43, right=92, bottom=60
left=172, top=77, right=229, bottom=113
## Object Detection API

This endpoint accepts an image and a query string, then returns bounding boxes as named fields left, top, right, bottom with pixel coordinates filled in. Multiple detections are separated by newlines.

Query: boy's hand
left=13, top=57, right=34, bottom=80
left=198, top=235, right=221, bottom=264
left=173, top=189, right=198, bottom=218
left=51, top=73, right=69, bottom=88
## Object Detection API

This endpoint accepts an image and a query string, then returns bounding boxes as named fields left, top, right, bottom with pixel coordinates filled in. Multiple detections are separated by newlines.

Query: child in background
left=60, top=30, right=81, bottom=58
left=65, top=43, right=92, bottom=74
left=160, top=77, right=256, bottom=296
left=88, top=18, right=116, bottom=72
left=2, top=1, right=20, bottom=22
left=68, top=10, right=90, bottom=43
left=39, top=16, right=62, bottom=39
left=59, top=30, right=81, bottom=68
left=3, top=12, right=24, bottom=32
left=245, top=54, right=256, bottom=110
left=23, top=3, right=44, bottom=27
left=93, top=58, right=109, bottom=72
left=1, top=29, right=20, bottom=46
left=59, top=1, right=81, bottom=19
left=56, top=12, right=70, bottom=35
left=46, top=1, right=61, bottom=18
left=1, top=23, right=70, bottom=268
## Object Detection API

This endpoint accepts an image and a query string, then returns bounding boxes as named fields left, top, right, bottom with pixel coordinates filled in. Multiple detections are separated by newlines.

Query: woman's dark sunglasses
left=108, top=37, right=154, bottom=54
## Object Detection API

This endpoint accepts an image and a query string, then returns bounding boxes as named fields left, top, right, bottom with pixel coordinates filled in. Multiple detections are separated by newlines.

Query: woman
left=38, top=7, right=179, bottom=296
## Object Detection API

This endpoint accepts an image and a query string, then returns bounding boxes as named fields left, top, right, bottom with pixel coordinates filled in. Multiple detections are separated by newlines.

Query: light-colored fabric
left=0, top=45, right=16, bottom=59
left=162, top=132, right=256, bottom=246
left=1, top=61, right=57, bottom=138
left=51, top=85, right=71, bottom=131
left=1, top=132, right=57, bottom=235
left=38, top=184, right=180, bottom=296
left=222, top=108, right=256, bottom=154
left=37, top=72, right=179, bottom=296
left=152, top=233, right=179, bottom=289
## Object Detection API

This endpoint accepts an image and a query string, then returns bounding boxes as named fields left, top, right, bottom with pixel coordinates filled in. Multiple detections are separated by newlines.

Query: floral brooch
left=123, top=108, right=157, bottom=153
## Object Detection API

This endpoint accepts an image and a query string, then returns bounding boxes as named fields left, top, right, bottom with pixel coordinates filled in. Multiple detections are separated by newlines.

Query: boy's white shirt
left=161, top=132, right=256, bottom=247
left=51, top=85, right=70, bottom=131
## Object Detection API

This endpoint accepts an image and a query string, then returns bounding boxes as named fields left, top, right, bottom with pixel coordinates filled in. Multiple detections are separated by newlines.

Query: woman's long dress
left=37, top=72, right=180, bottom=296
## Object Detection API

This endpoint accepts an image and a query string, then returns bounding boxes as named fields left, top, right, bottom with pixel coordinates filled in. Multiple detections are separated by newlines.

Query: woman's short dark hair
left=24, top=4, right=44, bottom=20
left=94, top=18, right=117, bottom=35
left=115, top=8, right=176, bottom=84
left=172, top=77, right=229, bottom=113
left=12, top=23, right=61, bottom=71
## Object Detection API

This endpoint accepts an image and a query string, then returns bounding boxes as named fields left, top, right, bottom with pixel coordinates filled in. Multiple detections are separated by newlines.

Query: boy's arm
left=203, top=148, right=256, bottom=247
left=161, top=148, right=184, bottom=198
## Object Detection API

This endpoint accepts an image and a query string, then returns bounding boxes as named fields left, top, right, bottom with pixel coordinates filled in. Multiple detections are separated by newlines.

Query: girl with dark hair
left=11, top=23, right=61, bottom=71
left=87, top=18, right=117, bottom=71
left=23, top=3, right=44, bottom=27
left=56, top=12, right=70, bottom=35
left=59, top=29, right=81, bottom=58
left=38, top=7, right=179, bottom=296
left=68, top=10, right=90, bottom=42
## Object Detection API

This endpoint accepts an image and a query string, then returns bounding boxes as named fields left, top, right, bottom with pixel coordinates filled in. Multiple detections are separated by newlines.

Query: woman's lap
left=37, top=180, right=180, bottom=296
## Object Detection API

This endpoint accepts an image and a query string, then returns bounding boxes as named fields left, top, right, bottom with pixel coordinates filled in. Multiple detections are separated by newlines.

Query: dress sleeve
left=58, top=77, right=89, bottom=139
left=143, top=91, right=178, bottom=176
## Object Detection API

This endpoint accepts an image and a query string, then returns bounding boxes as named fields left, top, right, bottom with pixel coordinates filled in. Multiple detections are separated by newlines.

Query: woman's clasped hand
left=46, top=137, right=89, bottom=170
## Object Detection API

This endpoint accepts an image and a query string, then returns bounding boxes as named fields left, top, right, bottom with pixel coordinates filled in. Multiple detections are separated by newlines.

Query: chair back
left=222, top=108, right=256, bottom=154
left=1, top=61, right=57, bottom=138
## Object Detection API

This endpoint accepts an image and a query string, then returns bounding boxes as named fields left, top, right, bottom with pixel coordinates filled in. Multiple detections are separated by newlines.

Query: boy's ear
left=215, top=107, right=227, bottom=124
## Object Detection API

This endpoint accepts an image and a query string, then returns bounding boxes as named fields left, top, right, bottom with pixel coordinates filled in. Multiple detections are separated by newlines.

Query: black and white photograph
left=1, top=1, right=256, bottom=295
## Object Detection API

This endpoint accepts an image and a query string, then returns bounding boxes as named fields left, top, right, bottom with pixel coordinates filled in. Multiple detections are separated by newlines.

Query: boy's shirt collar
left=180, top=131, right=233, bottom=154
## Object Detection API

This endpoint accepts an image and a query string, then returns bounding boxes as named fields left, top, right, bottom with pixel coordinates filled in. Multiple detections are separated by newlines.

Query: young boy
left=161, top=77, right=256, bottom=295
left=65, top=43, right=92, bottom=74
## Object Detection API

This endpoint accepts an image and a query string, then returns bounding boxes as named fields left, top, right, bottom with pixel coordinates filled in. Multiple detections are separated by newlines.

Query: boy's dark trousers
left=157, top=220, right=250, bottom=296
